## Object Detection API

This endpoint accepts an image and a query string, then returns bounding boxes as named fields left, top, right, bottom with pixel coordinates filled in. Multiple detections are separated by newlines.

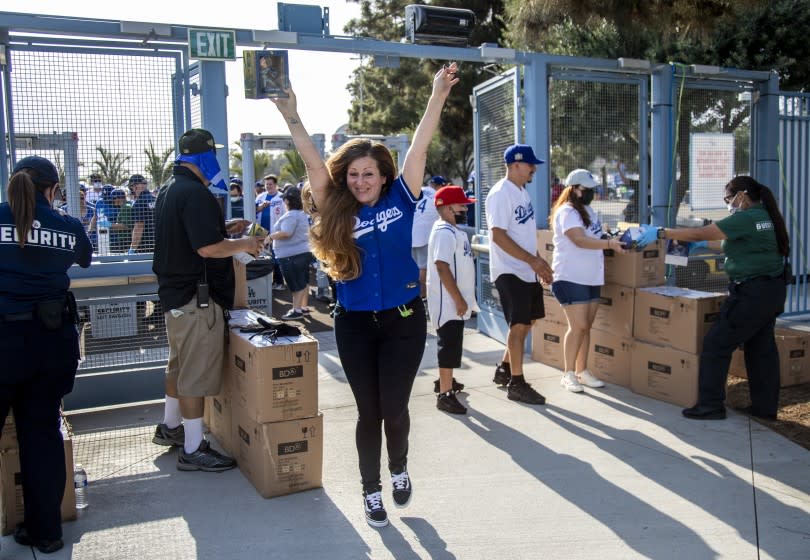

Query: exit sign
left=188, top=29, right=236, bottom=61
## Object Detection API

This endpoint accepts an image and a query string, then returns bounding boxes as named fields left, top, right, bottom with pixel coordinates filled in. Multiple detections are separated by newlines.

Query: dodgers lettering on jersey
left=514, top=202, right=535, bottom=225
left=337, top=177, right=421, bottom=311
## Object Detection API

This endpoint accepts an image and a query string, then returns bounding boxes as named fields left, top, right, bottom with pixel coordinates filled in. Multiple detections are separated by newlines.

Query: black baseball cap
left=178, top=128, right=224, bottom=155
left=128, top=174, right=147, bottom=186
left=12, top=156, right=59, bottom=184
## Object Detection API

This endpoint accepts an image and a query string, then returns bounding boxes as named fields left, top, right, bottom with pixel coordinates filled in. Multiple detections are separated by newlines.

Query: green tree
left=279, top=149, right=307, bottom=185
left=344, top=0, right=505, bottom=182
left=144, top=140, right=174, bottom=189
left=93, top=146, right=130, bottom=185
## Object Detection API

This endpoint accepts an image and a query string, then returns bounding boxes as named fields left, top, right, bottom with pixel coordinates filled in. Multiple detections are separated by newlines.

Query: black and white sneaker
left=433, top=377, right=465, bottom=394
left=363, top=490, right=389, bottom=528
left=493, top=362, right=511, bottom=386
left=391, top=471, right=412, bottom=508
left=153, top=423, right=185, bottom=447
left=177, top=440, right=237, bottom=472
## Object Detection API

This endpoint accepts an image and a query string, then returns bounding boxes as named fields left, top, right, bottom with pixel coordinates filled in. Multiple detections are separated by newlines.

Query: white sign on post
left=90, top=302, right=138, bottom=339
left=689, top=133, right=735, bottom=210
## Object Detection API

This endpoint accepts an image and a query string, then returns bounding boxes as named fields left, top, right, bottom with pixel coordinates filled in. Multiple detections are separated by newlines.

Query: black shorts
left=436, top=320, right=465, bottom=369
left=494, top=274, right=544, bottom=326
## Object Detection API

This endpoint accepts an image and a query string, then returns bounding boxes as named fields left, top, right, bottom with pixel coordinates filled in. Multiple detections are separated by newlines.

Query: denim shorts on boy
left=494, top=274, right=544, bottom=325
left=551, top=280, right=601, bottom=306
left=436, top=319, right=465, bottom=369
left=278, top=251, right=313, bottom=293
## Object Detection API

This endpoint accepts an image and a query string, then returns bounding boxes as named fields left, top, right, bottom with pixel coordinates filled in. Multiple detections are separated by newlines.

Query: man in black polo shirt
left=152, top=128, right=262, bottom=472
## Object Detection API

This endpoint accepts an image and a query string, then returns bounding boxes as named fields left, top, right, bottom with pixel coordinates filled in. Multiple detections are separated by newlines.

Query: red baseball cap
left=434, top=185, right=475, bottom=207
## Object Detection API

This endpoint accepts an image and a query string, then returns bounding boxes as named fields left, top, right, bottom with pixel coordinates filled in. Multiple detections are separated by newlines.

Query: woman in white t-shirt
left=550, top=169, right=626, bottom=392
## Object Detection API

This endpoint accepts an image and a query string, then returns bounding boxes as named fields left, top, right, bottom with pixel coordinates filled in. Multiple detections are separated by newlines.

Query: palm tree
left=144, top=140, right=174, bottom=189
left=279, top=149, right=306, bottom=185
left=229, top=140, right=276, bottom=181
left=93, top=146, right=130, bottom=185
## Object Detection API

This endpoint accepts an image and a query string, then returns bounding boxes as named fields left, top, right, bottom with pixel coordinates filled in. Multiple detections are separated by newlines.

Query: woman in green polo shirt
left=638, top=176, right=790, bottom=420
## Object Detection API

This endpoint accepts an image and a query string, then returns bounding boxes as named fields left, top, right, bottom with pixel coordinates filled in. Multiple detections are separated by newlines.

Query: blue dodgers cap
left=12, top=156, right=60, bottom=184
left=430, top=176, right=448, bottom=186
left=503, top=144, right=544, bottom=165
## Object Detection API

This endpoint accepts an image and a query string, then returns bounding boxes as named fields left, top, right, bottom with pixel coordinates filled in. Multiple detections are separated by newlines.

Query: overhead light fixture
left=252, top=30, right=299, bottom=46
left=690, top=64, right=722, bottom=75
left=404, top=5, right=475, bottom=46
left=618, top=58, right=651, bottom=71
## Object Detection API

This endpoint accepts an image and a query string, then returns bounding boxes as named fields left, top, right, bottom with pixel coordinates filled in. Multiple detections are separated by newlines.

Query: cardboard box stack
left=530, top=231, right=566, bottom=369
left=729, top=326, right=810, bottom=387
left=206, top=308, right=323, bottom=499
left=1, top=413, right=76, bottom=535
left=629, top=286, right=726, bottom=406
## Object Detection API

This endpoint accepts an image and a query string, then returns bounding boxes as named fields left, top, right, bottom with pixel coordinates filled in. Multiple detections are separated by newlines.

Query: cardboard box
left=531, top=321, right=566, bottom=370
left=633, top=286, right=726, bottom=354
left=630, top=341, right=699, bottom=408
left=229, top=328, right=318, bottom=423
left=593, top=283, right=634, bottom=337
left=233, top=258, right=248, bottom=310
left=542, top=286, right=566, bottom=325
left=588, top=329, right=633, bottom=387
left=604, top=240, right=665, bottom=287
left=728, top=328, right=809, bottom=387
left=536, top=229, right=554, bottom=264
left=233, top=411, right=323, bottom=498
left=1, top=437, right=76, bottom=535
left=205, top=365, right=235, bottom=455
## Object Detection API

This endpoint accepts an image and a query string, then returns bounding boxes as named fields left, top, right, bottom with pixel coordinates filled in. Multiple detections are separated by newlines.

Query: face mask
left=176, top=151, right=228, bottom=194
left=453, top=211, right=468, bottom=225
left=93, top=182, right=102, bottom=189
left=230, top=196, right=242, bottom=203
left=580, top=188, right=595, bottom=205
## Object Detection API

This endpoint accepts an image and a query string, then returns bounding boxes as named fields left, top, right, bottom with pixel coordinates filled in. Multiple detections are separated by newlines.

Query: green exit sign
left=188, top=29, right=236, bottom=61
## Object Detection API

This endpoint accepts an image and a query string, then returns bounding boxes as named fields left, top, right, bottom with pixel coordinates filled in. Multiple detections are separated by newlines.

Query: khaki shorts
left=165, top=299, right=226, bottom=397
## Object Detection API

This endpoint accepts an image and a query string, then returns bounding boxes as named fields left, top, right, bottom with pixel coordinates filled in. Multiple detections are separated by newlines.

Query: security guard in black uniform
left=637, top=175, right=790, bottom=421
left=0, top=156, right=92, bottom=554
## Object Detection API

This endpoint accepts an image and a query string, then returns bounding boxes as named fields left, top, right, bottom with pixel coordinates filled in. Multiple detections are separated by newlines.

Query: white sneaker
left=560, top=371, right=584, bottom=393
left=578, top=369, right=605, bottom=388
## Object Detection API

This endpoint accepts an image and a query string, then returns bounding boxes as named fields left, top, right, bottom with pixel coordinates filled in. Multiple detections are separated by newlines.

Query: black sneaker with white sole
left=433, top=377, right=465, bottom=394
left=391, top=471, right=412, bottom=508
left=363, top=490, right=389, bottom=528
left=177, top=440, right=237, bottom=472
left=153, top=423, right=185, bottom=447
left=437, top=391, right=467, bottom=414
left=507, top=379, right=546, bottom=405
left=493, top=362, right=511, bottom=386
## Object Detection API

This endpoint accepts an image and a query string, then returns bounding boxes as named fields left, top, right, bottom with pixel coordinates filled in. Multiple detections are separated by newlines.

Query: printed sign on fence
left=90, top=301, right=137, bottom=339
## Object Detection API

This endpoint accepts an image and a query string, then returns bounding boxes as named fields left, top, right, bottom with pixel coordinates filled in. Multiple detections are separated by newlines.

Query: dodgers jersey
left=337, top=177, right=421, bottom=311
left=485, top=177, right=538, bottom=283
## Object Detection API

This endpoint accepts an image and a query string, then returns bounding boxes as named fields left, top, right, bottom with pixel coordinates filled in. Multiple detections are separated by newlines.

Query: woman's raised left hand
left=432, top=62, right=460, bottom=99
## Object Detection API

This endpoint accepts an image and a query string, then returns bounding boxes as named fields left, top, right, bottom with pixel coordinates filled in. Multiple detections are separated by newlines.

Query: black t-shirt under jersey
left=152, top=166, right=234, bottom=310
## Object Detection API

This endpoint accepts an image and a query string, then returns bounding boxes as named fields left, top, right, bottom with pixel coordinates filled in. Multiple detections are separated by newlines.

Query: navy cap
left=12, top=156, right=59, bottom=184
left=504, top=144, right=544, bottom=165
left=128, top=174, right=147, bottom=186
left=430, top=176, right=448, bottom=186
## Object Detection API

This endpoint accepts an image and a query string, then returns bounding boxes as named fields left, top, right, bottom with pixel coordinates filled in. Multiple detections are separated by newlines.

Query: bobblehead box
left=630, top=340, right=699, bottom=408
left=542, top=285, right=566, bottom=325
left=1, top=436, right=76, bottom=535
left=633, top=286, right=726, bottom=355
left=604, top=240, right=665, bottom=287
left=588, top=329, right=633, bottom=387
left=228, top=319, right=318, bottom=424
left=536, top=229, right=555, bottom=264
left=728, top=327, right=810, bottom=387
left=233, top=410, right=323, bottom=498
left=531, top=321, right=566, bottom=370
left=592, top=283, right=635, bottom=337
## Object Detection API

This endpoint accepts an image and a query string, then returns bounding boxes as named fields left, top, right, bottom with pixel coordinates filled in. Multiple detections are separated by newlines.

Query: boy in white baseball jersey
left=427, top=186, right=479, bottom=414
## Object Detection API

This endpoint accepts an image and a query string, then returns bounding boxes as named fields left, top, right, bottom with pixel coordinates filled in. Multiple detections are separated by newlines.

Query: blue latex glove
left=127, top=248, right=136, bottom=255
left=687, top=240, right=708, bottom=252
left=636, top=224, right=661, bottom=249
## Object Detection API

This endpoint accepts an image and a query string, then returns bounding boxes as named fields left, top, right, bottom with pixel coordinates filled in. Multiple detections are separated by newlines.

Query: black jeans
left=0, top=318, right=78, bottom=541
left=334, top=297, right=426, bottom=493
left=697, top=275, right=786, bottom=415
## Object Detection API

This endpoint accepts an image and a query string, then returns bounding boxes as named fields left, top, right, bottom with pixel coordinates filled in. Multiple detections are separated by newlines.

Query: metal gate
left=779, top=93, right=810, bottom=315
left=2, top=36, right=192, bottom=409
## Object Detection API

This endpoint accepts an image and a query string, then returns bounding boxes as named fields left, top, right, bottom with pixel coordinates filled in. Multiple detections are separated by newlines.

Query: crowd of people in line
left=0, top=57, right=793, bottom=549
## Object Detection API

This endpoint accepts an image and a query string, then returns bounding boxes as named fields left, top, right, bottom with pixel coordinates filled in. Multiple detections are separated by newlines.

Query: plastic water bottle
left=74, top=463, right=89, bottom=509
left=96, top=208, right=110, bottom=256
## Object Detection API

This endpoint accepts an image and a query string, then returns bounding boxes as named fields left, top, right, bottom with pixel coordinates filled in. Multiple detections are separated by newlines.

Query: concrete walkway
left=2, top=326, right=809, bottom=559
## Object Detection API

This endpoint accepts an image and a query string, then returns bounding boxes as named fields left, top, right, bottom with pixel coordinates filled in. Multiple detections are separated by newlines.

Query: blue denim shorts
left=551, top=280, right=601, bottom=306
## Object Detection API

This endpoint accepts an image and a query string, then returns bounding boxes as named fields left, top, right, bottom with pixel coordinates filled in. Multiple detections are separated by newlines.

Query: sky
left=3, top=0, right=363, bottom=144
